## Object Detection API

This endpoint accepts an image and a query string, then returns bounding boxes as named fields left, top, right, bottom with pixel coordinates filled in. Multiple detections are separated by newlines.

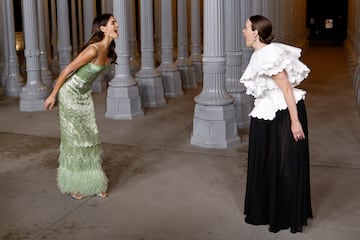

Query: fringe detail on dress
left=57, top=143, right=107, bottom=196
left=59, top=143, right=103, bottom=170
left=57, top=168, right=108, bottom=196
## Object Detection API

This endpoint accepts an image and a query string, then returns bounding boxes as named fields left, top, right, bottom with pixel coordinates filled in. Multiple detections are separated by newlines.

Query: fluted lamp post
left=105, top=0, right=144, bottom=119
left=19, top=0, right=49, bottom=112
left=157, top=0, right=183, bottom=98
left=191, top=0, right=240, bottom=149
left=225, top=0, right=253, bottom=129
left=135, top=0, right=166, bottom=108
left=4, top=0, right=24, bottom=97
left=175, top=0, right=197, bottom=90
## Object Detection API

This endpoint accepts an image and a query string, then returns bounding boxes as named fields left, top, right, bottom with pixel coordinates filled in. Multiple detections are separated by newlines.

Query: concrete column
left=20, top=0, right=49, bottom=112
left=191, top=0, right=240, bottom=149
left=240, top=1, right=253, bottom=71
left=83, top=0, right=95, bottom=41
left=176, top=0, right=197, bottom=90
left=262, top=0, right=275, bottom=23
left=4, top=0, right=24, bottom=97
left=128, top=0, right=140, bottom=75
left=135, top=0, right=166, bottom=108
left=225, top=0, right=252, bottom=129
left=71, top=0, right=79, bottom=57
left=172, top=2, right=177, bottom=55
left=37, top=0, right=53, bottom=87
left=190, top=0, right=203, bottom=84
left=157, top=0, right=183, bottom=98
left=250, top=0, right=260, bottom=15
left=50, top=0, right=59, bottom=75
left=57, top=0, right=72, bottom=72
left=82, top=0, right=104, bottom=92
left=103, top=0, right=116, bottom=84
left=105, top=0, right=144, bottom=119
left=239, top=0, right=255, bottom=124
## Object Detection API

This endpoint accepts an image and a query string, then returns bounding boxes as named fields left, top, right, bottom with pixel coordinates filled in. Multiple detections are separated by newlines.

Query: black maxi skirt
left=244, top=100, right=313, bottom=233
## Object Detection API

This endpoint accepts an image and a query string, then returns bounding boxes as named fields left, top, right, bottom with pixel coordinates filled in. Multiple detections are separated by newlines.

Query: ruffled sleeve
left=240, top=43, right=310, bottom=98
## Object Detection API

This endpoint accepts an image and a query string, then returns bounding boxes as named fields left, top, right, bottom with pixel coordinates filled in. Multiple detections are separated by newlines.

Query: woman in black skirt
left=240, top=15, right=313, bottom=233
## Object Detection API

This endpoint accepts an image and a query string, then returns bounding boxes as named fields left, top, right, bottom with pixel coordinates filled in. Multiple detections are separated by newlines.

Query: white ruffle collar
left=240, top=43, right=310, bottom=98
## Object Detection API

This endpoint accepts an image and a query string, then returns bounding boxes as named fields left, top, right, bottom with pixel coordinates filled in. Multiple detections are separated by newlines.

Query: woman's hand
left=291, top=120, right=305, bottom=142
left=44, top=96, right=56, bottom=110
left=272, top=71, right=305, bottom=142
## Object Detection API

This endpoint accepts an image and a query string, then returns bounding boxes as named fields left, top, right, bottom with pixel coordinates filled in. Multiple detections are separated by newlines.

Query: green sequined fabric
left=57, top=63, right=108, bottom=196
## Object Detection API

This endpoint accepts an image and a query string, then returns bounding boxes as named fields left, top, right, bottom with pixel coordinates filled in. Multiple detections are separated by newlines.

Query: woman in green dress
left=44, top=13, right=119, bottom=200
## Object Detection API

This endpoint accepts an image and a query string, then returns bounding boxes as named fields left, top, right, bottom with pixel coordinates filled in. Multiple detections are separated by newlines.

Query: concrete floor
left=0, top=46, right=359, bottom=240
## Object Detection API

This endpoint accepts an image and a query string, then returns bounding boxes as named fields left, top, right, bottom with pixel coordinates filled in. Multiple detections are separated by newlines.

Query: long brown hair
left=249, top=15, right=274, bottom=44
left=80, top=13, right=117, bottom=64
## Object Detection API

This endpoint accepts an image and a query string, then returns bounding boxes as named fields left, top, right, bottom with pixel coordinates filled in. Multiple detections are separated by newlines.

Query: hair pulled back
left=249, top=15, right=274, bottom=44
left=80, top=13, right=117, bottom=64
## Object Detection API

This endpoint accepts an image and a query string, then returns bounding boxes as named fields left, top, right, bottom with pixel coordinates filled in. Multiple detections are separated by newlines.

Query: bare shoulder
left=65, top=45, right=99, bottom=71
left=81, top=44, right=98, bottom=58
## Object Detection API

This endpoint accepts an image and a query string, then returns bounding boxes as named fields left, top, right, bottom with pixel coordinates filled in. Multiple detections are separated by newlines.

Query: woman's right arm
left=44, top=45, right=98, bottom=110
left=272, top=70, right=305, bottom=142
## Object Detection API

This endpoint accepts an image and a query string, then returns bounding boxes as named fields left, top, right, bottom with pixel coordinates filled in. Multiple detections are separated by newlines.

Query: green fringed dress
left=57, top=62, right=108, bottom=196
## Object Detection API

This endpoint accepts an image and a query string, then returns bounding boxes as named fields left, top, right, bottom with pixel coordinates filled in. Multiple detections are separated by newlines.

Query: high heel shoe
left=70, top=192, right=85, bottom=200
left=97, top=192, right=107, bottom=198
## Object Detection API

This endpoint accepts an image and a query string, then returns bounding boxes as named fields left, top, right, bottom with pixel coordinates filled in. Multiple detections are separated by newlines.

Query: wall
left=345, top=0, right=359, bottom=65
left=271, top=0, right=308, bottom=49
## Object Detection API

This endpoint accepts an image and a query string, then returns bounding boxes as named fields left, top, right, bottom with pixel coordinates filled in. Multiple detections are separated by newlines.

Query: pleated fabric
left=244, top=100, right=313, bottom=233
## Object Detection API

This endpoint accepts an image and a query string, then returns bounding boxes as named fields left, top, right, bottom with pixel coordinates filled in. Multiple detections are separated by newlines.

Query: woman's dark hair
left=249, top=15, right=274, bottom=44
left=80, top=13, right=117, bottom=64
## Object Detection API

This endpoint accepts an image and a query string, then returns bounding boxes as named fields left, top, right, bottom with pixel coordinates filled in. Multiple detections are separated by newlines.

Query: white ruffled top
left=240, top=43, right=310, bottom=120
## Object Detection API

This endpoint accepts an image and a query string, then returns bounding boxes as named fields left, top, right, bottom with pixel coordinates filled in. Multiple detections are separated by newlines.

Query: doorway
left=307, top=0, right=348, bottom=45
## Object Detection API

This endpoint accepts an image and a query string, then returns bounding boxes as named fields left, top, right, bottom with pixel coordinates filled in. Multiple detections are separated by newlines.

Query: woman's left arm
left=272, top=70, right=304, bottom=141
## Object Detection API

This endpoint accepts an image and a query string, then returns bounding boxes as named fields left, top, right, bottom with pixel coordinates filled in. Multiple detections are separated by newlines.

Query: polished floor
left=0, top=45, right=359, bottom=240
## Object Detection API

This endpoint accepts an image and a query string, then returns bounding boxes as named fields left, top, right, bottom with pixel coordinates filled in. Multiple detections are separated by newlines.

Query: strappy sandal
left=70, top=192, right=85, bottom=200
left=97, top=192, right=108, bottom=198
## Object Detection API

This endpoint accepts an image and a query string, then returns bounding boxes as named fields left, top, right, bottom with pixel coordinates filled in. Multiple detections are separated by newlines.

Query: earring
left=253, top=36, right=257, bottom=41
